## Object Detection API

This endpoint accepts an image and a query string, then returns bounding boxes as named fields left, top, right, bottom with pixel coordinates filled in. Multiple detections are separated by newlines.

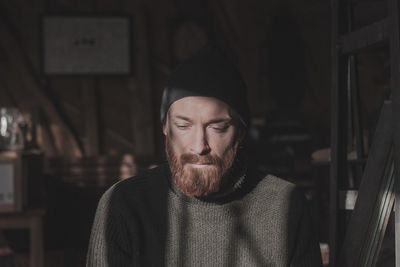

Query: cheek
left=209, top=132, right=236, bottom=156
left=167, top=127, right=189, bottom=153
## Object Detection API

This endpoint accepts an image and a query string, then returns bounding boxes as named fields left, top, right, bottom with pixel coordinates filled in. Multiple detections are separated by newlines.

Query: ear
left=162, top=117, right=168, bottom=136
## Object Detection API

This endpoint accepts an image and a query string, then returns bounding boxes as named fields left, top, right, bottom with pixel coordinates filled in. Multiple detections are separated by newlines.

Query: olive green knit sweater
left=86, top=164, right=322, bottom=267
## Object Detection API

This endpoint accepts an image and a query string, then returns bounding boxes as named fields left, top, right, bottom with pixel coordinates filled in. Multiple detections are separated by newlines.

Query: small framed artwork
left=41, top=15, right=132, bottom=75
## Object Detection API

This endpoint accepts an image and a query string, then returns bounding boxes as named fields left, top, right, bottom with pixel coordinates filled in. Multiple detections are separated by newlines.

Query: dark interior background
left=0, top=0, right=392, bottom=266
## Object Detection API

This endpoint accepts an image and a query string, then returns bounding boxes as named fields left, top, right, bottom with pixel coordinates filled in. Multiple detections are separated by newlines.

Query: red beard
left=165, top=137, right=236, bottom=197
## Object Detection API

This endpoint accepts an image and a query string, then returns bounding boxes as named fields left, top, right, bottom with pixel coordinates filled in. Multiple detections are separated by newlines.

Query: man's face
left=163, top=96, right=240, bottom=197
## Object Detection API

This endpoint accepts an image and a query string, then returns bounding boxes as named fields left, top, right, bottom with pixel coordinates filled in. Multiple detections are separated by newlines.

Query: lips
left=188, top=162, right=213, bottom=167
left=180, top=153, right=220, bottom=166
left=191, top=162, right=211, bottom=165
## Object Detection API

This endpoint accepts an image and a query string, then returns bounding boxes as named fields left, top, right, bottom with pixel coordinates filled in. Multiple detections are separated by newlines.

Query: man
left=86, top=44, right=322, bottom=266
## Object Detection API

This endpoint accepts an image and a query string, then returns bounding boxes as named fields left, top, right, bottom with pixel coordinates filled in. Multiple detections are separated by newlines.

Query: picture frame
left=41, top=15, right=132, bottom=75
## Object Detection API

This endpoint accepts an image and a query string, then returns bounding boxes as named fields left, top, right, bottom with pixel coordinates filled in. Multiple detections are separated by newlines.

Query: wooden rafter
left=122, top=0, right=156, bottom=157
left=0, top=16, right=83, bottom=158
left=340, top=18, right=390, bottom=54
left=388, top=0, right=400, bottom=265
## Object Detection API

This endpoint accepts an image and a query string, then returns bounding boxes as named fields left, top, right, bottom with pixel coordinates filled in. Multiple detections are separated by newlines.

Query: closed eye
left=176, top=124, right=190, bottom=130
left=211, top=124, right=230, bottom=133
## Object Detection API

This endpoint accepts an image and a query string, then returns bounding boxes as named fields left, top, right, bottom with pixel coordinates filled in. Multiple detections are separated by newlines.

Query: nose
left=190, top=127, right=210, bottom=155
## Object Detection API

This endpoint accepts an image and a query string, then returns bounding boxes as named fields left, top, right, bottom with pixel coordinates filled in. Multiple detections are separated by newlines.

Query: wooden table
left=0, top=209, right=45, bottom=267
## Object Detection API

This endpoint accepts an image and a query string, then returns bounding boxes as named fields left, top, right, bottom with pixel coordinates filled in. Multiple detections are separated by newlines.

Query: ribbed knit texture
left=86, top=164, right=322, bottom=267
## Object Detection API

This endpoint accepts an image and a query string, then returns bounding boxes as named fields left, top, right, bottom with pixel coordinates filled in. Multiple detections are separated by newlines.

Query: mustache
left=180, top=153, right=221, bottom=165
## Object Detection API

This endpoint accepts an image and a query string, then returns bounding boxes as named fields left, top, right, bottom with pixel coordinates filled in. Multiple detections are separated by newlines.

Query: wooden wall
left=0, top=0, right=360, bottom=163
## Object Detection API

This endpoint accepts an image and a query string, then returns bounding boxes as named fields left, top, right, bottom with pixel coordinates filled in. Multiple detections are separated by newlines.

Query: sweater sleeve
left=290, top=204, right=323, bottom=267
left=86, top=186, right=132, bottom=267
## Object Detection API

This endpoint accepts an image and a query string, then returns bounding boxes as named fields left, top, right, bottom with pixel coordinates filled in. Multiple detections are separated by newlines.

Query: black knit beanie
left=160, top=43, right=250, bottom=128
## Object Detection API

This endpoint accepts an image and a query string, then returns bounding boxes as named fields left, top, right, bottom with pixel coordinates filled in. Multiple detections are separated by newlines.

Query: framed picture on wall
left=41, top=15, right=132, bottom=75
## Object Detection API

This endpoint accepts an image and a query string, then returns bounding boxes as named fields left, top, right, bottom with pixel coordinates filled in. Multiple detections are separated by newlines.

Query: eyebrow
left=172, top=115, right=232, bottom=125
left=207, top=118, right=232, bottom=124
left=173, top=115, right=193, bottom=123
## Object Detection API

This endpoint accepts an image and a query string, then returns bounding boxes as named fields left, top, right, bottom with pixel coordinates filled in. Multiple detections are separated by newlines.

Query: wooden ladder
left=330, top=0, right=400, bottom=266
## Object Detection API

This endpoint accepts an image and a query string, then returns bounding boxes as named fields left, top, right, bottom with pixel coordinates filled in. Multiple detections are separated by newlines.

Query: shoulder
left=262, top=173, right=296, bottom=191
left=119, top=163, right=168, bottom=188
left=99, top=163, right=170, bottom=210
left=248, top=169, right=296, bottom=194
left=247, top=170, right=306, bottom=208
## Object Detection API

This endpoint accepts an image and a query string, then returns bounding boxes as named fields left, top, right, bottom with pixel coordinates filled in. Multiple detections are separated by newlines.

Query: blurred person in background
left=119, top=153, right=137, bottom=180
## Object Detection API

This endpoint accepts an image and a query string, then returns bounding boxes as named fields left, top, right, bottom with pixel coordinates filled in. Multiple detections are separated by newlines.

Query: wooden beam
left=0, top=63, right=59, bottom=157
left=388, top=0, right=400, bottom=266
left=209, top=0, right=242, bottom=57
left=131, top=11, right=155, bottom=156
left=0, top=0, right=44, bottom=74
left=0, top=17, right=82, bottom=158
left=122, top=0, right=155, bottom=157
left=338, top=101, right=393, bottom=267
left=82, top=80, right=99, bottom=156
left=330, top=0, right=340, bottom=265
left=330, top=0, right=350, bottom=265
left=105, top=128, right=135, bottom=149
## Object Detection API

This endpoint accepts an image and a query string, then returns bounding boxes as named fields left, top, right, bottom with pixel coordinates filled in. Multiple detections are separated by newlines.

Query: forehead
left=168, top=96, right=231, bottom=120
